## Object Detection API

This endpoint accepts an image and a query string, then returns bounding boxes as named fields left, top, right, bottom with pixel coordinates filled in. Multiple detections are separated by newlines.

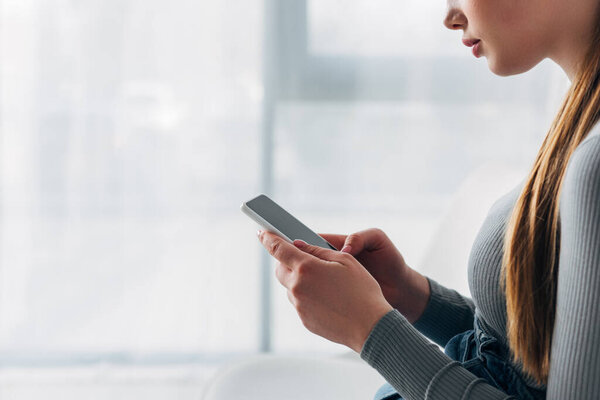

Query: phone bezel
left=241, top=194, right=336, bottom=250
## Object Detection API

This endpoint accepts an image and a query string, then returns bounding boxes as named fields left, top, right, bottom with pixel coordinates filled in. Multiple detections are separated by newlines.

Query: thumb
left=339, top=233, right=366, bottom=256
left=293, top=240, right=340, bottom=261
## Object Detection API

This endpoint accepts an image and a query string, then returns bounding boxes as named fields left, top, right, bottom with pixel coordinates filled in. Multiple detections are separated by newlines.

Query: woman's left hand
left=258, top=231, right=393, bottom=353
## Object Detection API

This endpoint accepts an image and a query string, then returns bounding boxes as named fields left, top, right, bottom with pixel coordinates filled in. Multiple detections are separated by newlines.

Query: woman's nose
left=444, top=8, right=467, bottom=30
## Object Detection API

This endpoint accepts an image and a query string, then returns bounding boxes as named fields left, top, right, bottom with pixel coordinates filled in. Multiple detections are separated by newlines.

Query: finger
left=343, top=228, right=388, bottom=255
left=274, top=262, right=293, bottom=289
left=318, top=233, right=347, bottom=250
left=293, top=239, right=344, bottom=262
left=286, top=290, right=297, bottom=306
left=259, top=231, right=312, bottom=266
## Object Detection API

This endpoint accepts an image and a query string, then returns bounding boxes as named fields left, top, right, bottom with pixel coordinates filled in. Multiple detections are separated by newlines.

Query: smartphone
left=241, top=194, right=337, bottom=250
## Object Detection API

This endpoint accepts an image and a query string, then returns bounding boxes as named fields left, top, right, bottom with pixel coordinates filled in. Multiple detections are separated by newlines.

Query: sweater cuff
left=412, top=278, right=475, bottom=347
left=360, top=309, right=511, bottom=400
left=412, top=278, right=449, bottom=337
left=360, top=309, right=445, bottom=399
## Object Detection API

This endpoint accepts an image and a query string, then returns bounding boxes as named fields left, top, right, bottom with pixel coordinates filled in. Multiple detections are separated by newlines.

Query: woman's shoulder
left=577, top=120, right=600, bottom=148
left=561, top=122, right=600, bottom=209
left=566, top=122, right=600, bottom=178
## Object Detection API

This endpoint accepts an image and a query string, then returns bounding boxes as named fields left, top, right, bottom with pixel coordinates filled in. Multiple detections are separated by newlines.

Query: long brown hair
left=502, top=18, right=600, bottom=384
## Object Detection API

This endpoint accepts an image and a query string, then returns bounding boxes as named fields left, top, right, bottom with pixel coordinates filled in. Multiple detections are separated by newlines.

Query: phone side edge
left=240, top=202, right=294, bottom=244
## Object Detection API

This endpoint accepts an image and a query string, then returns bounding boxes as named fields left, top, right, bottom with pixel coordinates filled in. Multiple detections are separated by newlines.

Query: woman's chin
left=487, top=57, right=512, bottom=76
left=487, top=55, right=540, bottom=77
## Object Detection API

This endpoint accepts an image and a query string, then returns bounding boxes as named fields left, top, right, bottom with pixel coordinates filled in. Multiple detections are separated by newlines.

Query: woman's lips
left=462, top=38, right=482, bottom=58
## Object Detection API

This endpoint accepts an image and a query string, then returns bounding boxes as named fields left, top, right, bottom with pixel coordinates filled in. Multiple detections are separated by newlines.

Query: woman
left=257, top=0, right=600, bottom=398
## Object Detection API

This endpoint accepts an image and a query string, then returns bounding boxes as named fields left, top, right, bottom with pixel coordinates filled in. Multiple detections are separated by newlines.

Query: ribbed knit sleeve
left=413, top=278, right=476, bottom=347
left=359, top=132, right=600, bottom=399
left=361, top=309, right=513, bottom=400
left=547, top=134, right=600, bottom=398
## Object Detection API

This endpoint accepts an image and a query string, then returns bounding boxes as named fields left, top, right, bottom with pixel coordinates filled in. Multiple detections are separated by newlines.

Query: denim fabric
left=373, top=317, right=546, bottom=400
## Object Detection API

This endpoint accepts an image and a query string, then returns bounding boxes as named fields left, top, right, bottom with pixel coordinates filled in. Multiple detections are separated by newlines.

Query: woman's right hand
left=320, top=228, right=430, bottom=323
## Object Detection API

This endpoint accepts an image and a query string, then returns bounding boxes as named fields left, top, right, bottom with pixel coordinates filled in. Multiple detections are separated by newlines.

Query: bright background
left=0, top=0, right=568, bottom=398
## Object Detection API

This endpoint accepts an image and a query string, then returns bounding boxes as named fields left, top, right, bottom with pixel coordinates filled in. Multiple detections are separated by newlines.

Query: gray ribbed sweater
left=360, top=125, right=600, bottom=399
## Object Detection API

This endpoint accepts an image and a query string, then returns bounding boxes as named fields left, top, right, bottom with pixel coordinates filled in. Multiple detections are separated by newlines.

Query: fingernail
left=293, top=239, right=307, bottom=248
left=341, top=245, right=352, bottom=253
left=257, top=230, right=263, bottom=239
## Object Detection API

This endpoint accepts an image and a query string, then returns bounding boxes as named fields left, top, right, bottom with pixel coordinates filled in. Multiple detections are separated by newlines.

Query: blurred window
left=0, top=0, right=567, bottom=363
left=0, top=0, right=262, bottom=361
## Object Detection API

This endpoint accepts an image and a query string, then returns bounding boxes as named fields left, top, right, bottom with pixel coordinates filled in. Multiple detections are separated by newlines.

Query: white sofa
left=202, top=352, right=385, bottom=400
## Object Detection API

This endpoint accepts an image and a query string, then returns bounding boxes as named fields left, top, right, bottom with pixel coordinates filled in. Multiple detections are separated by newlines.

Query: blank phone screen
left=245, top=195, right=336, bottom=250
